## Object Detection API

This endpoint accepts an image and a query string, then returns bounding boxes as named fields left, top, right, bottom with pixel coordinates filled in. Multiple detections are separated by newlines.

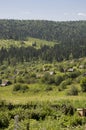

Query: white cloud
left=78, top=13, right=86, bottom=17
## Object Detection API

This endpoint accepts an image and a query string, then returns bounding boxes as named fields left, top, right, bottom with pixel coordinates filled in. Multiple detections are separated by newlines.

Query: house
left=1, top=81, right=12, bottom=87
left=79, top=65, right=84, bottom=69
left=67, top=68, right=74, bottom=72
left=77, top=108, right=86, bottom=116
left=49, top=71, right=55, bottom=75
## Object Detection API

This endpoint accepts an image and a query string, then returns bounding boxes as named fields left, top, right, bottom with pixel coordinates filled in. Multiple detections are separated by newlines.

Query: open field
left=0, top=37, right=56, bottom=49
left=0, top=83, right=86, bottom=107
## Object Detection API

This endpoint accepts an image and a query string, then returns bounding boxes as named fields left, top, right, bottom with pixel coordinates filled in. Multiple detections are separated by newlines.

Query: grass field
left=0, top=37, right=56, bottom=49
left=0, top=83, right=86, bottom=108
left=0, top=58, right=86, bottom=107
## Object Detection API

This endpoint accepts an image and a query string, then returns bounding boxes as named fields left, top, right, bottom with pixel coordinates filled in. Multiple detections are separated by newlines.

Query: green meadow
left=0, top=58, right=86, bottom=130
left=0, top=37, right=56, bottom=49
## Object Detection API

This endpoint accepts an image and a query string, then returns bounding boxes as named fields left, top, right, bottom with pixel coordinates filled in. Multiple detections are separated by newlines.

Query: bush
left=62, top=104, right=75, bottom=115
left=59, top=78, right=72, bottom=90
left=0, top=79, right=2, bottom=84
left=55, top=75, right=63, bottom=85
left=68, top=71, right=81, bottom=79
left=21, top=85, right=29, bottom=92
left=30, top=73, right=36, bottom=78
left=0, top=112, right=9, bottom=128
left=67, top=85, right=78, bottom=96
left=76, top=75, right=82, bottom=83
left=80, top=77, right=86, bottom=92
left=17, top=77, right=25, bottom=83
left=58, top=65, right=64, bottom=72
left=13, top=84, right=21, bottom=91
left=13, top=84, right=28, bottom=92
left=70, top=114, right=82, bottom=126
left=45, top=86, right=53, bottom=91
left=42, top=72, right=55, bottom=84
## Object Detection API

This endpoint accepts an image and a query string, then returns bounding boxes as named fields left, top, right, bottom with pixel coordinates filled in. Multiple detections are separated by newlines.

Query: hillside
left=0, top=58, right=86, bottom=104
left=0, top=20, right=86, bottom=43
left=0, top=37, right=56, bottom=49
left=0, top=20, right=86, bottom=130
left=0, top=58, right=86, bottom=129
left=0, top=20, right=86, bottom=64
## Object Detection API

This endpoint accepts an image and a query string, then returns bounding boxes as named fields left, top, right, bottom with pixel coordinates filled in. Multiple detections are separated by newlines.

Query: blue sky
left=0, top=0, right=86, bottom=21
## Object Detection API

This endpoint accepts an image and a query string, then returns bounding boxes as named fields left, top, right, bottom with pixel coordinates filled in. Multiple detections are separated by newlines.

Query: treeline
left=0, top=44, right=86, bottom=64
left=0, top=19, right=86, bottom=63
left=0, top=19, right=86, bottom=45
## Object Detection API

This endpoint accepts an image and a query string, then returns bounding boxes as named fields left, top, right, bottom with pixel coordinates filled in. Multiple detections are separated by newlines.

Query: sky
left=0, top=0, right=86, bottom=21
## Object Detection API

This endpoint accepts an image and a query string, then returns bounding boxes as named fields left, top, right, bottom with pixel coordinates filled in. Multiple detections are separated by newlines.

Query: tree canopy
left=0, top=20, right=86, bottom=63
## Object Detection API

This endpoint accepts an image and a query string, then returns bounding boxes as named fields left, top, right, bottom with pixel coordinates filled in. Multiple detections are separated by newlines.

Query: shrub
left=0, top=100, right=6, bottom=107
left=68, top=71, right=81, bottom=79
left=0, top=79, right=2, bottom=84
left=30, top=73, right=36, bottom=78
left=21, top=85, right=29, bottom=92
left=67, top=85, right=78, bottom=96
left=55, top=75, right=63, bottom=85
left=13, top=84, right=28, bottom=92
left=62, top=104, right=75, bottom=115
left=60, top=78, right=72, bottom=90
left=17, top=77, right=25, bottom=83
left=13, top=84, right=21, bottom=91
left=58, top=65, right=64, bottom=72
left=24, top=75, right=36, bottom=84
left=45, top=86, right=53, bottom=91
left=70, top=114, right=82, bottom=126
left=42, top=72, right=55, bottom=84
left=41, top=72, right=49, bottom=82
left=0, top=112, right=9, bottom=128
left=80, top=77, right=86, bottom=92
left=76, top=75, right=82, bottom=83
left=0, top=65, right=7, bottom=70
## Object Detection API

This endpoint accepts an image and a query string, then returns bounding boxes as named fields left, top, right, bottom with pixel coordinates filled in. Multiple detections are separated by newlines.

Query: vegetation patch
left=13, top=84, right=29, bottom=92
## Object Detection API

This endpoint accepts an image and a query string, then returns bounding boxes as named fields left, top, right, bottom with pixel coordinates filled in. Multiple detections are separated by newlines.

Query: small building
left=67, top=68, right=74, bottom=72
left=79, top=65, right=84, bottom=69
left=77, top=108, right=86, bottom=116
left=1, top=81, right=12, bottom=87
left=49, top=71, right=55, bottom=75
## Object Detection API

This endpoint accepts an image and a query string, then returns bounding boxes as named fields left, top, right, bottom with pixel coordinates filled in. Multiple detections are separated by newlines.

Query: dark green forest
left=0, top=19, right=86, bottom=64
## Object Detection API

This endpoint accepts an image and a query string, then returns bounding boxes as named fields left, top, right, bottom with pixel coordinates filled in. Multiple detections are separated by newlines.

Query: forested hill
left=0, top=20, right=86, bottom=44
left=0, top=20, right=86, bottom=63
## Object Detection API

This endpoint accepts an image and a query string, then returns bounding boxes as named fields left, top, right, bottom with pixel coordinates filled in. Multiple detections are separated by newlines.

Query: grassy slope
left=0, top=38, right=86, bottom=108
left=0, top=58, right=86, bottom=107
left=0, top=59, right=86, bottom=130
left=0, top=83, right=86, bottom=107
left=0, top=37, right=56, bottom=49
